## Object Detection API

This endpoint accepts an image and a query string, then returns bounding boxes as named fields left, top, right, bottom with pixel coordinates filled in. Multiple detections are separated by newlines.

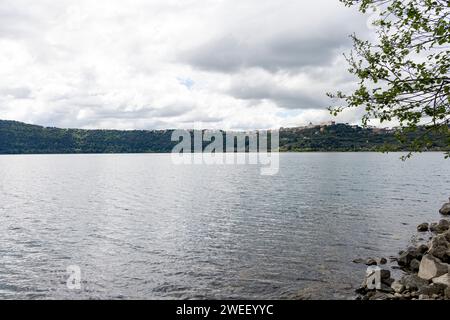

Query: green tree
left=329, top=0, right=449, bottom=158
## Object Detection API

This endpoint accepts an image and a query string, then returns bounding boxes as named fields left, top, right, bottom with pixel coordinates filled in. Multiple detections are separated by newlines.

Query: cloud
left=0, top=86, right=32, bottom=99
left=182, top=30, right=351, bottom=73
left=0, top=0, right=372, bottom=130
left=181, top=0, right=368, bottom=73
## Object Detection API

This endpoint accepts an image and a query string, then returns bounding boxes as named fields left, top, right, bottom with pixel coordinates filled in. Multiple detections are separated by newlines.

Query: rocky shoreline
left=355, top=198, right=450, bottom=300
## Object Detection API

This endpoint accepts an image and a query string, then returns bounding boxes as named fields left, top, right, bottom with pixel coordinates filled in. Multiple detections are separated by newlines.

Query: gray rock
left=379, top=283, right=395, bottom=293
left=365, top=258, right=377, bottom=266
left=417, top=244, right=429, bottom=255
left=430, top=223, right=439, bottom=232
left=418, top=254, right=449, bottom=281
left=394, top=293, right=403, bottom=299
left=432, top=247, right=450, bottom=262
left=418, top=283, right=447, bottom=296
left=401, top=274, right=429, bottom=291
left=419, top=294, right=430, bottom=300
left=391, top=280, right=405, bottom=294
left=380, top=269, right=391, bottom=280
left=368, top=291, right=390, bottom=300
left=444, top=230, right=450, bottom=242
left=445, top=287, right=450, bottom=299
left=382, top=278, right=395, bottom=287
left=432, top=273, right=450, bottom=286
left=378, top=257, right=388, bottom=265
left=439, top=219, right=450, bottom=229
left=417, top=223, right=429, bottom=232
left=398, top=252, right=410, bottom=267
left=355, top=285, right=368, bottom=295
left=398, top=247, right=421, bottom=267
left=410, top=259, right=421, bottom=272
left=430, top=220, right=449, bottom=234
left=440, top=203, right=450, bottom=216
left=429, top=235, right=450, bottom=263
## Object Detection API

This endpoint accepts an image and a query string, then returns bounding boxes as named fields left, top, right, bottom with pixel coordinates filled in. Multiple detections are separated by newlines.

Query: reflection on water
left=0, top=153, right=448, bottom=299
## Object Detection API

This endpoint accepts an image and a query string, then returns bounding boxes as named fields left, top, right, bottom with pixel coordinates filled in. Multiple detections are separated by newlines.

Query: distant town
left=281, top=121, right=399, bottom=134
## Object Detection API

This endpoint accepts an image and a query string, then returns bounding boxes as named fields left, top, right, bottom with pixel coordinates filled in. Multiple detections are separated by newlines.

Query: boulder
left=430, top=247, right=450, bottom=263
left=440, top=203, right=450, bottom=216
left=410, top=259, right=421, bottom=272
left=417, top=223, right=429, bottom=232
left=398, top=247, right=421, bottom=267
left=355, top=285, right=368, bottom=295
left=445, top=287, right=450, bottom=299
left=380, top=269, right=391, bottom=280
left=432, top=273, right=449, bottom=286
left=393, top=293, right=404, bottom=299
left=365, top=258, right=378, bottom=266
left=429, top=235, right=450, bottom=263
left=368, top=291, right=391, bottom=300
left=401, top=274, right=429, bottom=291
left=417, top=244, right=429, bottom=255
left=444, top=230, right=450, bottom=242
left=391, top=280, right=405, bottom=294
left=430, top=220, right=450, bottom=234
left=418, top=283, right=447, bottom=296
left=418, top=254, right=449, bottom=281
left=382, top=278, right=395, bottom=287
left=439, top=219, right=450, bottom=229
left=379, top=283, right=395, bottom=293
left=430, top=223, right=439, bottom=232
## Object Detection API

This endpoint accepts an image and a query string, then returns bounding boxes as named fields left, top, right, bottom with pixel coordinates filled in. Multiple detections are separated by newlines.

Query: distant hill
left=0, top=120, right=448, bottom=154
left=0, top=120, right=175, bottom=154
left=279, top=124, right=448, bottom=152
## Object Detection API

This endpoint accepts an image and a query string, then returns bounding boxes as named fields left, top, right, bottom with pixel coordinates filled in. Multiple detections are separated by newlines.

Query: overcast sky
left=0, top=0, right=375, bottom=130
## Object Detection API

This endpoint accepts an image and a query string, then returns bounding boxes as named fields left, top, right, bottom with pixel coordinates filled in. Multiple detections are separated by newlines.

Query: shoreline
left=355, top=198, right=450, bottom=300
left=0, top=151, right=448, bottom=156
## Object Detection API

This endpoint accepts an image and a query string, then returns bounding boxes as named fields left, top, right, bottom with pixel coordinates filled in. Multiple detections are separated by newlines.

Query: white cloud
left=0, top=0, right=372, bottom=130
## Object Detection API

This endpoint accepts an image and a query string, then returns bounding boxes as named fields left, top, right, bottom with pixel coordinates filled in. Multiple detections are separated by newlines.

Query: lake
left=0, top=153, right=448, bottom=299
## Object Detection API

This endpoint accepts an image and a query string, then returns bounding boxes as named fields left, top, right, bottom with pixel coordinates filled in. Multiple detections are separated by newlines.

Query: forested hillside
left=0, top=120, right=448, bottom=154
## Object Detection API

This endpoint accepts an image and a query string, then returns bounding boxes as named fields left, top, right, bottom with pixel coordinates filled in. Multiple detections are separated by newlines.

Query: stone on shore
left=440, top=202, right=450, bottom=216
left=401, top=274, right=429, bottom=291
left=365, top=258, right=377, bottom=266
left=417, top=223, right=429, bottom=232
left=429, top=235, right=450, bottom=263
left=368, top=291, right=391, bottom=300
left=398, top=247, right=421, bottom=268
left=417, top=244, right=429, bottom=255
left=356, top=215, right=450, bottom=300
left=432, top=273, right=449, bottom=286
left=391, top=280, right=405, bottom=294
left=446, top=287, right=450, bottom=299
left=444, top=230, right=450, bottom=242
left=410, top=259, right=421, bottom=272
left=430, top=220, right=450, bottom=234
left=418, top=283, right=447, bottom=296
left=418, top=254, right=449, bottom=281
left=379, top=269, right=391, bottom=280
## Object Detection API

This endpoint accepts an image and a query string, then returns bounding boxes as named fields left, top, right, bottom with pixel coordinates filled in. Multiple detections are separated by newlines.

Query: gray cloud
left=0, top=87, right=32, bottom=99
left=228, top=77, right=327, bottom=109
left=183, top=32, right=350, bottom=73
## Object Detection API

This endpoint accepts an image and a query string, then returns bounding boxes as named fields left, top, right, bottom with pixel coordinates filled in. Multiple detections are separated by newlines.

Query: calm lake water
left=0, top=153, right=448, bottom=300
